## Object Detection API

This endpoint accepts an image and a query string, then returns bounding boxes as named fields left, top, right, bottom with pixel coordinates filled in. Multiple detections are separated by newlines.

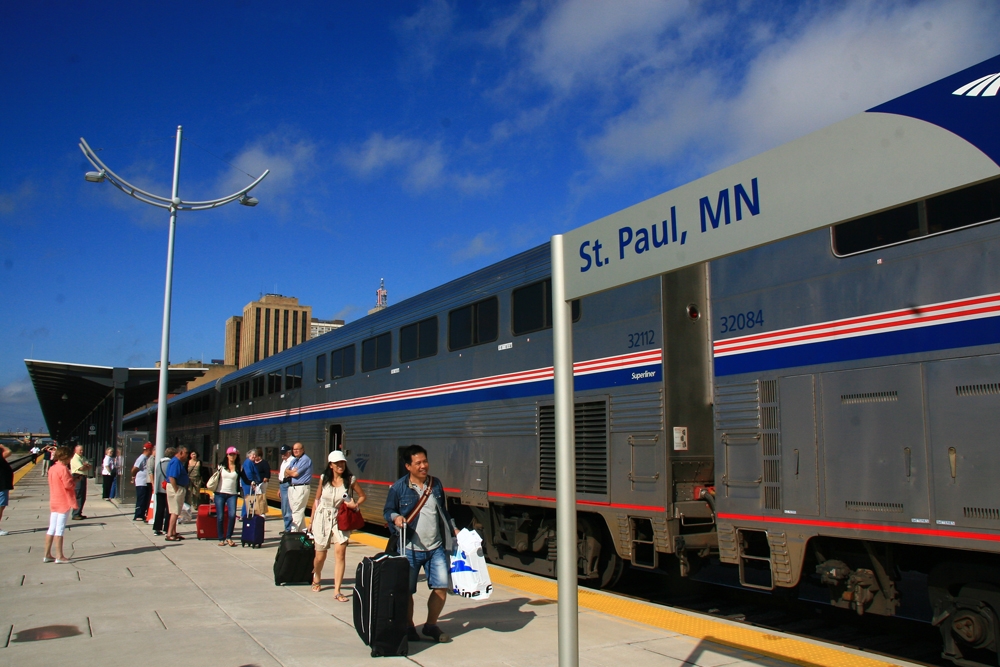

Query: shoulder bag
left=384, top=476, right=433, bottom=555
left=337, top=480, right=366, bottom=532
left=205, top=466, right=222, bottom=493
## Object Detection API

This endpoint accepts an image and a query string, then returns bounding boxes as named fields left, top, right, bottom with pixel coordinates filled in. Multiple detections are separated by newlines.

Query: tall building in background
left=224, top=316, right=242, bottom=366
left=231, top=294, right=312, bottom=369
left=310, top=318, right=344, bottom=338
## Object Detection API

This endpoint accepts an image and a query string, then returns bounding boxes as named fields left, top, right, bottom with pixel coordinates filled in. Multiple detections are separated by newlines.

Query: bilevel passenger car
left=125, top=175, right=1000, bottom=667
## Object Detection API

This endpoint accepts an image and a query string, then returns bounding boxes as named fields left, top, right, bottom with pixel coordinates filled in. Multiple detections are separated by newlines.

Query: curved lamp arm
left=79, top=137, right=269, bottom=210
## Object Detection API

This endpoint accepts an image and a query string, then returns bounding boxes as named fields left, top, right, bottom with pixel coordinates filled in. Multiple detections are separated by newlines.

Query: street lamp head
left=239, top=194, right=258, bottom=207
left=85, top=170, right=106, bottom=183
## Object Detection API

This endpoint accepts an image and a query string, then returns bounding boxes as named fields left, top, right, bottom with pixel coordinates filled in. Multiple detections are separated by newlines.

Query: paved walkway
left=0, top=465, right=917, bottom=667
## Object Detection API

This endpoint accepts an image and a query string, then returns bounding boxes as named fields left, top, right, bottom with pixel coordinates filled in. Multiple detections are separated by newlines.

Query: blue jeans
left=279, top=483, right=292, bottom=532
left=405, top=546, right=450, bottom=594
left=215, top=493, right=237, bottom=539
left=134, top=485, right=151, bottom=520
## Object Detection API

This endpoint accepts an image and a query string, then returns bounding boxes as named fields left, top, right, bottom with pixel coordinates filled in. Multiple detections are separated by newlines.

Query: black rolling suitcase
left=353, top=524, right=411, bottom=657
left=273, top=532, right=315, bottom=585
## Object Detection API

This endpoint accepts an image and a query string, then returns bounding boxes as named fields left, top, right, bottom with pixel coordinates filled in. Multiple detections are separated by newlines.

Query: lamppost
left=79, top=126, right=268, bottom=509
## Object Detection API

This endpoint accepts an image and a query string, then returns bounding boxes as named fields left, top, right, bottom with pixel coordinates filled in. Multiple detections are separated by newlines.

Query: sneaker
left=422, top=624, right=451, bottom=643
left=407, top=626, right=421, bottom=643
left=0, top=530, right=8, bottom=536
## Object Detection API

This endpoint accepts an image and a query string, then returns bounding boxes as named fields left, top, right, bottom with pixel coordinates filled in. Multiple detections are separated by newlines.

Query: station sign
left=561, top=55, right=1000, bottom=301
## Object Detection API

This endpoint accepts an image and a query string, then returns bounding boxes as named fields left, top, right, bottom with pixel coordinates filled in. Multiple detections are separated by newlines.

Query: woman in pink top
left=44, top=446, right=77, bottom=563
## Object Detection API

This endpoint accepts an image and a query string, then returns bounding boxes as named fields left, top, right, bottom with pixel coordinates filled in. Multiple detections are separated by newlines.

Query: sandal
left=227, top=540, right=236, bottom=547
left=165, top=536, right=181, bottom=541
left=311, top=579, right=322, bottom=592
left=334, top=593, right=349, bottom=602
left=218, top=541, right=227, bottom=546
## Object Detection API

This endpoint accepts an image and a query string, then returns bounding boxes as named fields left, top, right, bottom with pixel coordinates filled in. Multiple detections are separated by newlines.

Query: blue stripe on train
left=220, top=363, right=662, bottom=429
left=714, top=314, right=1000, bottom=377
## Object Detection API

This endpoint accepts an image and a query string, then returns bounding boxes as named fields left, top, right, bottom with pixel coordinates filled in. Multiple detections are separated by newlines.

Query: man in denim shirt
left=383, top=444, right=458, bottom=643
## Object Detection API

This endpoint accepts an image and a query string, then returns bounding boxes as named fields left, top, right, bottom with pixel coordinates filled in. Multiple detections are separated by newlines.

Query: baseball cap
left=279, top=445, right=291, bottom=454
left=143, top=442, right=153, bottom=450
left=226, top=446, right=238, bottom=454
left=328, top=450, right=347, bottom=464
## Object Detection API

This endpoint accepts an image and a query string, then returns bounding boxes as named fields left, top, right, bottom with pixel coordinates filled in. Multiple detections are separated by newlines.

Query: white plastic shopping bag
left=178, top=503, right=192, bottom=524
left=451, top=528, right=493, bottom=600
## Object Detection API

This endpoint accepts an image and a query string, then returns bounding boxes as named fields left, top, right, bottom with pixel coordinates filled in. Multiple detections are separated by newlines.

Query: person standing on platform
left=165, top=446, right=189, bottom=541
left=384, top=444, right=459, bottom=644
left=215, top=447, right=252, bottom=547
left=186, top=450, right=203, bottom=513
left=70, top=443, right=91, bottom=520
left=240, top=449, right=261, bottom=518
left=285, top=442, right=312, bottom=532
left=110, top=447, right=122, bottom=500
left=131, top=443, right=153, bottom=521
left=41, top=445, right=54, bottom=474
left=0, top=443, right=14, bottom=535
left=310, top=450, right=366, bottom=599
left=277, top=445, right=293, bottom=533
left=44, top=446, right=77, bottom=563
left=101, top=447, right=116, bottom=500
left=152, top=448, right=175, bottom=535
left=254, top=448, right=270, bottom=508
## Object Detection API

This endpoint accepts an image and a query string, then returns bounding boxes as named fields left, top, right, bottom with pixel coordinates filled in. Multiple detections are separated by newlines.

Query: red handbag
left=338, top=504, right=365, bottom=531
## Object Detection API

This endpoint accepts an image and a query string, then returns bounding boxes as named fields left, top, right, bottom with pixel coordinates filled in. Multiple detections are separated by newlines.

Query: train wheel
left=578, top=516, right=624, bottom=588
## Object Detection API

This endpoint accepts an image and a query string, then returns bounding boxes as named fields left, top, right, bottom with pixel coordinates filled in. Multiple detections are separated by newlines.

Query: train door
left=925, top=355, right=1000, bottom=529
left=328, top=424, right=343, bottom=451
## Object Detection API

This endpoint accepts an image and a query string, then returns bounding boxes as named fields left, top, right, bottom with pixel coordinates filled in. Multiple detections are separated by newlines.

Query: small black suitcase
left=353, top=525, right=411, bottom=657
left=273, top=532, right=315, bottom=585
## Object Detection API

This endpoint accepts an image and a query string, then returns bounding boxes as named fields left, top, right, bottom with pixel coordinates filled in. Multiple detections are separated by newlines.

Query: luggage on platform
left=273, top=532, right=315, bottom=585
left=197, top=502, right=227, bottom=540
left=353, top=525, right=411, bottom=657
left=241, top=513, right=265, bottom=548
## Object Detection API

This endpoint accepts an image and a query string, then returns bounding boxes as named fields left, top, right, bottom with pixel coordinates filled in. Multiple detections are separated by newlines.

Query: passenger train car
left=124, top=60, right=1000, bottom=667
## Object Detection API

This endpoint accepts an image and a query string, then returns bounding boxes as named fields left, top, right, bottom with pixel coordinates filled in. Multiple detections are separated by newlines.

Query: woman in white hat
left=311, top=450, right=366, bottom=600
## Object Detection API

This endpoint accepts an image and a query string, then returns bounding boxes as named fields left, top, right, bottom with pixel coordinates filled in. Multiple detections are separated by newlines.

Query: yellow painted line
left=12, top=461, right=35, bottom=486
left=349, top=531, right=895, bottom=667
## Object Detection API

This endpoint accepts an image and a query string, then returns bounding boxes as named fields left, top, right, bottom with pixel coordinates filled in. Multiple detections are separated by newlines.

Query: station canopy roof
left=25, top=360, right=206, bottom=441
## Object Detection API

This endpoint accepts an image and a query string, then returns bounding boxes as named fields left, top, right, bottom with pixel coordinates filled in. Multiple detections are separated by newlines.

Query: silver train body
left=125, top=176, right=1000, bottom=665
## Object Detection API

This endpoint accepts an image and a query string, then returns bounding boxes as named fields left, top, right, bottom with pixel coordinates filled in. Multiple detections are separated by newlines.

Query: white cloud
left=394, top=0, right=456, bottom=75
left=581, top=0, right=1000, bottom=179
left=216, top=129, right=320, bottom=215
left=0, top=376, right=36, bottom=405
left=341, top=132, right=501, bottom=194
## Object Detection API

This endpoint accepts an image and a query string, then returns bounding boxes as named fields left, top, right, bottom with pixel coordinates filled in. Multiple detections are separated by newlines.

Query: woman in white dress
left=311, top=450, right=366, bottom=600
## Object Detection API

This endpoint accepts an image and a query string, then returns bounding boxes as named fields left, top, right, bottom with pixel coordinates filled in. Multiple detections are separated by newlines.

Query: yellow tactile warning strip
left=349, top=531, right=897, bottom=667
left=12, top=461, right=35, bottom=486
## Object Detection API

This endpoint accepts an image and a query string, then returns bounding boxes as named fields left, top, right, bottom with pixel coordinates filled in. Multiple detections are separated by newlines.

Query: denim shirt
left=383, top=474, right=458, bottom=552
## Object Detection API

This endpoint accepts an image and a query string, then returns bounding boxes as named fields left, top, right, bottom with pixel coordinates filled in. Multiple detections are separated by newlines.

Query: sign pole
left=551, top=234, right=579, bottom=667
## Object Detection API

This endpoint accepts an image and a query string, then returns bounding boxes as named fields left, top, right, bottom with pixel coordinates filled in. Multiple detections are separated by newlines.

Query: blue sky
left=2, top=0, right=998, bottom=432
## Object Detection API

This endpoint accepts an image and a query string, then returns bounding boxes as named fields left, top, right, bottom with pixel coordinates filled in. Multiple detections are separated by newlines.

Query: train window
left=449, top=297, right=498, bottom=351
left=285, top=362, right=303, bottom=391
left=239, top=380, right=250, bottom=401
left=227, top=386, right=237, bottom=405
left=330, top=344, right=356, bottom=379
left=833, top=177, right=1000, bottom=256
left=511, top=279, right=580, bottom=336
left=361, top=332, right=392, bottom=372
left=316, top=354, right=326, bottom=383
left=400, top=317, right=438, bottom=363
left=251, top=375, right=265, bottom=398
left=267, top=370, right=283, bottom=394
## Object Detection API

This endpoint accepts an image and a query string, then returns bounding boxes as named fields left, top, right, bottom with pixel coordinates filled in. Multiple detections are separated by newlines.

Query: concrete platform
left=0, top=465, right=919, bottom=667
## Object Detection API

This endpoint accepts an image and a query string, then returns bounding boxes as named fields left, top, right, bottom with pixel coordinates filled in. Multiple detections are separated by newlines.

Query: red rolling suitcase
left=197, top=502, right=227, bottom=540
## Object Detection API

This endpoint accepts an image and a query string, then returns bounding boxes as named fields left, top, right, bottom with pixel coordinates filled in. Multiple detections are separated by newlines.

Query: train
left=123, top=60, right=1000, bottom=667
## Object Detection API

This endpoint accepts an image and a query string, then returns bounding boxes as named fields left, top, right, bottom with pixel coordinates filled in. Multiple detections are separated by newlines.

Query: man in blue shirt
left=285, top=442, right=312, bottom=532
left=384, top=444, right=459, bottom=643
left=165, top=446, right=190, bottom=541
left=241, top=449, right=261, bottom=518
